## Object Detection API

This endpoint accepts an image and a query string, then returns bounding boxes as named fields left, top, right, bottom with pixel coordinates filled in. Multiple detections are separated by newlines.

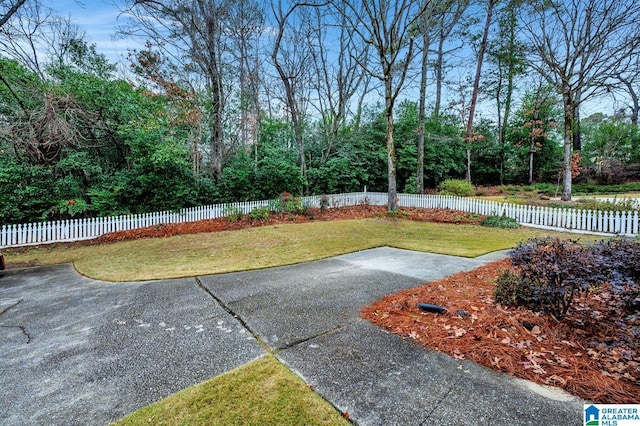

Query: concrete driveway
left=0, top=248, right=584, bottom=425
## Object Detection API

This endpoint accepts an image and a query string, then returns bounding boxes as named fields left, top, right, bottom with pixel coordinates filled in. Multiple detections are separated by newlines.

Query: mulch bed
left=361, top=259, right=640, bottom=403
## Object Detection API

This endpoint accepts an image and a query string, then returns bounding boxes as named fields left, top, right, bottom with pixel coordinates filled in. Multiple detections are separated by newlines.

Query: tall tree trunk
left=271, top=3, right=308, bottom=181
left=631, top=91, right=639, bottom=126
left=211, top=93, right=224, bottom=179
left=433, top=36, right=445, bottom=118
left=498, top=4, right=518, bottom=185
left=528, top=112, right=537, bottom=185
left=417, top=32, right=429, bottom=194
left=385, top=80, right=398, bottom=211
left=465, top=0, right=496, bottom=184
left=500, top=69, right=515, bottom=185
left=561, top=89, right=574, bottom=201
left=572, top=88, right=582, bottom=151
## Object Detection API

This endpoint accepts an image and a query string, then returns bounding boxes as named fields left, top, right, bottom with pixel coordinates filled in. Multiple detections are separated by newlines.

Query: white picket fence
left=1, top=192, right=638, bottom=248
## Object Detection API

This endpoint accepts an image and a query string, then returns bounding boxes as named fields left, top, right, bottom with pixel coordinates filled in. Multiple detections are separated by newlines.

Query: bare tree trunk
left=629, top=87, right=639, bottom=126
left=385, top=81, right=398, bottom=211
left=572, top=88, right=582, bottom=151
left=529, top=146, right=534, bottom=185
left=211, top=92, right=224, bottom=179
left=271, top=2, right=314, bottom=180
left=464, top=0, right=496, bottom=184
left=433, top=36, right=445, bottom=118
left=528, top=108, right=538, bottom=185
left=202, top=5, right=225, bottom=181
left=417, top=32, right=429, bottom=194
left=561, top=89, right=574, bottom=201
left=353, top=75, right=371, bottom=132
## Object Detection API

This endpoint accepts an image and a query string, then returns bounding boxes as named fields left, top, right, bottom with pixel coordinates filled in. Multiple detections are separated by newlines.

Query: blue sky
left=44, top=0, right=132, bottom=63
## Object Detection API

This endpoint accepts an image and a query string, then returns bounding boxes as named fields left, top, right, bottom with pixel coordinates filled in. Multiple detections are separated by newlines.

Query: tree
left=522, top=0, right=640, bottom=200
left=431, top=0, right=468, bottom=118
left=122, top=0, right=246, bottom=180
left=0, top=4, right=101, bottom=167
left=415, top=0, right=439, bottom=193
left=309, top=5, right=369, bottom=165
left=464, top=0, right=498, bottom=184
left=0, top=0, right=83, bottom=79
left=270, top=1, right=321, bottom=182
left=582, top=117, right=640, bottom=183
left=610, top=55, right=640, bottom=126
left=333, top=0, right=431, bottom=211
left=509, top=84, right=561, bottom=184
left=227, top=0, right=264, bottom=153
left=485, top=0, right=526, bottom=184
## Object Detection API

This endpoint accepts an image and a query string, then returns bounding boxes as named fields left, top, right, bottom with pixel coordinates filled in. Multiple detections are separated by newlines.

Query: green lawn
left=5, top=218, right=575, bottom=282
left=114, top=356, right=350, bottom=426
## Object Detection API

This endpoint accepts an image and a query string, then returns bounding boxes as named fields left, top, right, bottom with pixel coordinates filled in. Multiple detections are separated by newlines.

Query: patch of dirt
left=94, top=205, right=484, bottom=244
left=361, top=259, right=640, bottom=403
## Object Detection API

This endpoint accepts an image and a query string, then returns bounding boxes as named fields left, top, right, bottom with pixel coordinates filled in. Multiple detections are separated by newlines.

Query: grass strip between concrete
left=113, top=355, right=350, bottom=426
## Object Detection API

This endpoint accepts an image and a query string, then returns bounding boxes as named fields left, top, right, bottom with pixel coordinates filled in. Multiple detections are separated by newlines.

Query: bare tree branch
left=0, top=0, right=27, bottom=28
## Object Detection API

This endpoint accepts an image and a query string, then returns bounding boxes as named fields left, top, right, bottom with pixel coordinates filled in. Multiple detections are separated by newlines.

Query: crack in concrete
left=0, top=324, right=31, bottom=344
left=194, top=277, right=355, bottom=424
left=0, top=299, right=30, bottom=344
left=419, top=377, right=461, bottom=426
left=275, top=324, right=349, bottom=352
left=194, top=277, right=272, bottom=353
left=0, top=298, right=23, bottom=316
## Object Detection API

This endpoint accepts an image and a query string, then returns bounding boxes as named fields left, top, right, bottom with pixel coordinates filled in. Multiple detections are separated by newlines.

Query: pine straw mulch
left=361, top=258, right=640, bottom=403
left=94, top=205, right=484, bottom=244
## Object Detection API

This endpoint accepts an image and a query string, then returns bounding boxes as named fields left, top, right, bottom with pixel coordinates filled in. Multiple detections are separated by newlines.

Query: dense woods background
left=1, top=0, right=639, bottom=224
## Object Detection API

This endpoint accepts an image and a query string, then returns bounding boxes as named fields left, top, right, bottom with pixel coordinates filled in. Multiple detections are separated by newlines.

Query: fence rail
left=1, top=192, right=638, bottom=248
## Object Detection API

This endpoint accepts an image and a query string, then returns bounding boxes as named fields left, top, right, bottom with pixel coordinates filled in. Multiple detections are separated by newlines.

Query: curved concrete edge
left=474, top=249, right=511, bottom=262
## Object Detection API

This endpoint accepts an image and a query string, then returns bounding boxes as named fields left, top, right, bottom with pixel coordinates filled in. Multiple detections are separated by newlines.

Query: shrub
left=594, top=237, right=640, bottom=312
left=42, top=198, right=92, bottom=221
left=493, top=269, right=531, bottom=306
left=268, top=192, right=311, bottom=216
left=248, top=207, right=270, bottom=221
left=222, top=204, right=244, bottom=222
left=403, top=175, right=420, bottom=194
left=507, top=238, right=608, bottom=320
left=319, top=194, right=329, bottom=211
left=438, top=179, right=474, bottom=197
left=575, top=198, right=637, bottom=212
left=480, top=215, right=519, bottom=229
left=530, top=183, right=559, bottom=196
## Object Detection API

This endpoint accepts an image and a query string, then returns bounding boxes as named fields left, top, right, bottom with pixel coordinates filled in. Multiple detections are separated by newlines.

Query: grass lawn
left=114, top=356, right=350, bottom=426
left=5, top=218, right=576, bottom=282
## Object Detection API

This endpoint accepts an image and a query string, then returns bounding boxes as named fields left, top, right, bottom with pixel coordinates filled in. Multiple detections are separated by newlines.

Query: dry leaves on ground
left=361, top=259, right=640, bottom=403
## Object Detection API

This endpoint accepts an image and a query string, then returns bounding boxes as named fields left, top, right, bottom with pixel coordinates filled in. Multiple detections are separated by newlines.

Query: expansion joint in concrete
left=275, top=324, right=348, bottom=353
left=420, top=378, right=460, bottom=426
left=194, top=277, right=272, bottom=353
